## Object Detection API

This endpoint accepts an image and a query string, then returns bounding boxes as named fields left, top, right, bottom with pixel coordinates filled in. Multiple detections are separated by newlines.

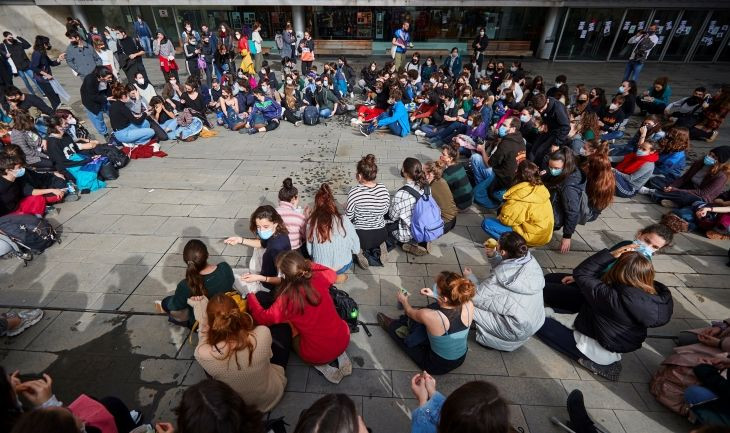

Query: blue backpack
left=401, top=185, right=444, bottom=243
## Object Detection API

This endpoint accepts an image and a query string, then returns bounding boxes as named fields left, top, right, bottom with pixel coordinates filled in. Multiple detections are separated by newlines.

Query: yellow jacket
left=498, top=181, right=554, bottom=246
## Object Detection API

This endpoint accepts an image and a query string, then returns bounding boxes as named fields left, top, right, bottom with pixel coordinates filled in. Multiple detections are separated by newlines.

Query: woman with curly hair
left=690, top=84, right=730, bottom=142
left=579, top=140, right=614, bottom=220
left=644, top=127, right=690, bottom=188
left=569, top=111, right=601, bottom=155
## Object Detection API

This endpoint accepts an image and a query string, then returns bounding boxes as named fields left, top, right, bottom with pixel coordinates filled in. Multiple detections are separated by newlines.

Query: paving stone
left=114, top=236, right=177, bottom=253
left=269, top=392, right=345, bottom=428
left=675, top=286, right=730, bottom=320
left=501, top=338, right=581, bottom=380
left=361, top=396, right=413, bottom=433
left=391, top=370, right=475, bottom=398
left=133, top=266, right=185, bottom=296
left=475, top=375, right=567, bottom=406
left=306, top=368, right=393, bottom=397
left=520, top=404, right=627, bottom=433
left=107, top=215, right=169, bottom=235
left=560, top=379, right=648, bottom=410
left=0, top=350, right=58, bottom=374
left=0, top=310, right=61, bottom=351
left=612, top=409, right=690, bottom=433
left=92, top=264, right=153, bottom=295
left=26, top=311, right=127, bottom=352
left=138, top=359, right=192, bottom=385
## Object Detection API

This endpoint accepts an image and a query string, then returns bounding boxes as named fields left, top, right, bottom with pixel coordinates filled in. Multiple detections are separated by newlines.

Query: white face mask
left=480, top=84, right=488, bottom=91
left=510, top=66, right=517, bottom=72
left=430, top=78, right=437, bottom=84
left=67, top=117, right=77, bottom=125
left=261, top=86, right=269, bottom=92
left=503, top=80, right=512, bottom=87
left=286, top=79, right=293, bottom=85
left=467, top=119, right=474, bottom=126
left=136, top=78, right=145, bottom=85
left=609, top=103, right=618, bottom=111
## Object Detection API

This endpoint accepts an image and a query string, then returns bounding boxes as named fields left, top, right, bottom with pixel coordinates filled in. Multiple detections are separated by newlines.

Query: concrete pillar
left=537, top=7, right=561, bottom=60
left=292, top=6, right=305, bottom=40
left=70, top=5, right=90, bottom=32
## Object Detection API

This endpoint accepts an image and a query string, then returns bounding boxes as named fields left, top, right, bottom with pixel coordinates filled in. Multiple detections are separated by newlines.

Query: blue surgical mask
left=633, top=238, right=654, bottom=258
left=520, top=114, right=531, bottom=123
left=650, top=131, right=665, bottom=141
left=617, top=86, right=625, bottom=94
left=636, top=149, right=650, bottom=156
left=14, top=167, right=25, bottom=178
left=257, top=228, right=274, bottom=240
left=704, top=155, right=717, bottom=166
left=498, top=125, right=508, bottom=137
left=549, top=168, right=563, bottom=176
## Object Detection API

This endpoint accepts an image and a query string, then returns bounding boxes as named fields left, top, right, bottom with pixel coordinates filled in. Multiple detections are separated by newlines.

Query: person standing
left=115, top=27, right=148, bottom=83
left=64, top=30, right=102, bottom=79
left=297, top=30, right=314, bottom=75
left=200, top=33, right=216, bottom=89
left=153, top=30, right=179, bottom=83
left=471, top=27, right=489, bottom=75
left=623, top=24, right=658, bottom=83
left=281, top=23, right=296, bottom=64
left=133, top=16, right=153, bottom=57
left=2, top=32, right=44, bottom=96
left=392, top=21, right=411, bottom=70
left=251, top=22, right=264, bottom=73
left=183, top=35, right=200, bottom=83
left=80, top=66, right=113, bottom=138
left=30, top=35, right=65, bottom=110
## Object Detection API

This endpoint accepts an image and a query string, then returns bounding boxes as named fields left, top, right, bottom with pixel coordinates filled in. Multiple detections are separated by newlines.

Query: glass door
left=691, top=11, right=730, bottom=61
left=609, top=8, right=652, bottom=60
left=663, top=10, right=708, bottom=61
left=555, top=8, right=626, bottom=60
left=647, top=9, right=682, bottom=60
left=718, top=34, right=730, bottom=62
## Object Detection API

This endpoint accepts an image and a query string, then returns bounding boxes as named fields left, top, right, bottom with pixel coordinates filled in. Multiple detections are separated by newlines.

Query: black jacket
left=80, top=74, right=108, bottom=114
left=542, top=97, right=571, bottom=147
left=490, top=132, right=526, bottom=192
left=545, top=168, right=585, bottom=239
left=109, top=100, right=145, bottom=131
left=573, top=249, right=673, bottom=353
left=472, top=34, right=489, bottom=53
left=2, top=37, right=32, bottom=70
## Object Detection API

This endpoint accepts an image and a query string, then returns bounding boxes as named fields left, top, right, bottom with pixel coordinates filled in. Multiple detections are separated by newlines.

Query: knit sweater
left=192, top=303, right=286, bottom=412
left=430, top=178, right=458, bottom=223
left=442, top=164, right=473, bottom=210
left=10, top=130, right=48, bottom=165
left=306, top=217, right=360, bottom=271
left=276, top=201, right=306, bottom=250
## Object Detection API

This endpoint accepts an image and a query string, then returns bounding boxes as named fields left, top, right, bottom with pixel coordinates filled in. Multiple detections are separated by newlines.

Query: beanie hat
left=711, top=146, right=730, bottom=164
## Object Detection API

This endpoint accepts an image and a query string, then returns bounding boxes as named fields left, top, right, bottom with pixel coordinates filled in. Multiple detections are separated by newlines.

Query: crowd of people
left=1, top=15, right=730, bottom=433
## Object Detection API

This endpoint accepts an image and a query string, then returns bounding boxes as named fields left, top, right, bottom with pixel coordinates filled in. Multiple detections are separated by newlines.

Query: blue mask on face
left=14, top=167, right=25, bottom=178
left=257, top=228, right=274, bottom=240
left=704, top=155, right=717, bottom=166
left=633, top=238, right=654, bottom=258
left=636, top=149, right=650, bottom=157
left=617, top=86, right=625, bottom=94
left=498, top=125, right=508, bottom=137
left=520, top=114, right=530, bottom=123
left=549, top=168, right=563, bottom=176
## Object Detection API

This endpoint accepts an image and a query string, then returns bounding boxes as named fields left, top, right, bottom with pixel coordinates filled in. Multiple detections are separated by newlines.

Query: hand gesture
left=9, top=370, right=21, bottom=389
left=663, top=186, right=675, bottom=192
left=561, top=275, right=575, bottom=285
left=242, top=273, right=263, bottom=283
left=16, top=374, right=53, bottom=407
left=187, top=295, right=208, bottom=306
left=58, top=53, right=66, bottom=61
left=422, top=371, right=436, bottom=397
left=701, top=327, right=723, bottom=337
left=639, top=125, right=648, bottom=137
left=559, top=237, right=572, bottom=254
left=410, top=373, right=429, bottom=404
left=223, top=236, right=243, bottom=245
left=51, top=189, right=65, bottom=198
left=419, top=287, right=435, bottom=298
left=696, top=207, right=710, bottom=218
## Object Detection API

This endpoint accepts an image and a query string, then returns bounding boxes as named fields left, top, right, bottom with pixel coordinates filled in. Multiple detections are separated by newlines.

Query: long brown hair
left=206, top=294, right=257, bottom=368
left=307, top=183, right=344, bottom=243
left=513, top=160, right=543, bottom=186
left=603, top=251, right=656, bottom=295
left=578, top=111, right=600, bottom=140
left=581, top=140, right=614, bottom=211
left=435, top=271, right=475, bottom=306
left=284, top=83, right=297, bottom=111
left=183, top=239, right=209, bottom=296
left=249, top=205, right=288, bottom=237
left=659, top=127, right=690, bottom=153
left=275, top=251, right=321, bottom=316
left=438, top=381, right=511, bottom=433
left=9, top=110, right=35, bottom=132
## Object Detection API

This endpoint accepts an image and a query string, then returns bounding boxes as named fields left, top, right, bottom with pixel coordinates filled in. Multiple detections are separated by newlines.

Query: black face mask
left=686, top=96, right=701, bottom=105
left=70, top=40, right=79, bottom=46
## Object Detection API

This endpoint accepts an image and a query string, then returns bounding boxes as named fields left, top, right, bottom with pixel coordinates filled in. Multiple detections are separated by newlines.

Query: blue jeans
left=85, top=106, right=108, bottom=136
left=18, top=69, right=44, bottom=96
left=623, top=59, right=644, bottom=82
left=139, top=36, right=153, bottom=55
left=419, top=124, right=439, bottom=138
left=470, top=154, right=492, bottom=184
left=600, top=130, right=624, bottom=141
left=320, top=108, right=333, bottom=118
left=114, top=121, right=155, bottom=145
left=432, top=122, right=467, bottom=143
left=388, top=122, right=403, bottom=136
left=685, top=385, right=718, bottom=406
left=481, top=216, right=513, bottom=238
left=223, top=107, right=242, bottom=129
left=160, top=118, right=181, bottom=138
left=336, top=261, right=353, bottom=275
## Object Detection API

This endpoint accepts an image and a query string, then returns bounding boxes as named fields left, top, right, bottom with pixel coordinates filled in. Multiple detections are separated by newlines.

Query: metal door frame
left=656, top=9, right=683, bottom=61
left=684, top=10, right=714, bottom=62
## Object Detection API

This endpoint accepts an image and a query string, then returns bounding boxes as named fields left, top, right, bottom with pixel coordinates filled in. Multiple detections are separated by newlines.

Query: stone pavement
left=2, top=57, right=730, bottom=433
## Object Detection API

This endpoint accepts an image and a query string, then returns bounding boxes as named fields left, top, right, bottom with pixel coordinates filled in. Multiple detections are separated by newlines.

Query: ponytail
left=183, top=239, right=209, bottom=297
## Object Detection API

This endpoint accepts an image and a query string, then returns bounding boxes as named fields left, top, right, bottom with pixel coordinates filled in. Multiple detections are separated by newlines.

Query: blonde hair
left=602, top=252, right=656, bottom=295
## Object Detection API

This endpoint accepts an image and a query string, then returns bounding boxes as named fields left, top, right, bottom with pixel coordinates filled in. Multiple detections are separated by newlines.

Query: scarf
left=615, top=151, right=659, bottom=175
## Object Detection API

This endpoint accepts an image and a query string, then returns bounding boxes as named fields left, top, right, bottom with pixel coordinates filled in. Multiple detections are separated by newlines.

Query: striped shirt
left=442, top=163, right=473, bottom=210
left=276, top=201, right=306, bottom=250
left=346, top=183, right=391, bottom=231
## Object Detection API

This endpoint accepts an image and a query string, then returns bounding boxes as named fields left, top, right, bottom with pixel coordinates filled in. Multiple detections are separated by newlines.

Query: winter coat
left=573, top=249, right=673, bottom=353
left=670, top=160, right=728, bottom=203
left=546, top=168, right=586, bottom=239
left=541, top=97, right=571, bottom=147
left=490, top=132, right=526, bottom=192
left=498, top=181, right=554, bottom=246
left=472, top=251, right=545, bottom=351
left=654, top=151, right=686, bottom=179
left=377, top=101, right=410, bottom=137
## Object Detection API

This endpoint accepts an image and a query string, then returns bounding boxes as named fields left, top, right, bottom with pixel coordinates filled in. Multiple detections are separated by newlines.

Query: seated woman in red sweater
left=247, top=250, right=351, bottom=384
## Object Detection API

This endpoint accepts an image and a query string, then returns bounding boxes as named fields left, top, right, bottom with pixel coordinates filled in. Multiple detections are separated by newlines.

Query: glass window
left=718, top=34, right=730, bottom=62
left=663, top=10, right=708, bottom=61
left=692, top=11, right=730, bottom=61
left=609, top=9, right=653, bottom=60
left=556, top=8, right=626, bottom=60
left=647, top=9, right=682, bottom=60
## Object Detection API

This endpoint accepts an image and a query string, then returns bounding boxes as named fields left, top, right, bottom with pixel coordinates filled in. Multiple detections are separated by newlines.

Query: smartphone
left=399, top=287, right=410, bottom=296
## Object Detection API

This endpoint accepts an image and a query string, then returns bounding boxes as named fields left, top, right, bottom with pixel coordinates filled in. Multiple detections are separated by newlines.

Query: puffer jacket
left=498, top=182, right=554, bottom=246
left=472, top=251, right=545, bottom=351
left=573, top=249, right=674, bottom=353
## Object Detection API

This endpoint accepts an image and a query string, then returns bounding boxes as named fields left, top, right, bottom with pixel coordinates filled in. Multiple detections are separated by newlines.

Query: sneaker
left=129, top=410, right=142, bottom=425
left=706, top=130, right=719, bottom=143
left=350, top=118, right=362, bottom=126
left=578, top=358, right=622, bottom=381
left=402, top=242, right=428, bottom=256
left=637, top=186, right=655, bottom=195
left=566, top=390, right=596, bottom=433
left=660, top=199, right=678, bottom=208
left=337, top=351, right=353, bottom=376
left=295, top=121, right=302, bottom=127
left=379, top=242, right=389, bottom=264
left=376, top=312, right=395, bottom=331
left=314, top=363, right=344, bottom=384
left=660, top=212, right=689, bottom=233
left=4, top=309, right=44, bottom=337
left=248, top=127, right=258, bottom=135
left=335, top=274, right=349, bottom=283
left=414, top=130, right=427, bottom=137
left=355, top=251, right=369, bottom=270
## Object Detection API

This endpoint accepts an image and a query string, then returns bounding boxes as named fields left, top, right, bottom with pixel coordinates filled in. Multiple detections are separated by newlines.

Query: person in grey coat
left=463, top=232, right=545, bottom=352
left=65, top=30, right=102, bottom=78
left=281, top=24, right=296, bottom=63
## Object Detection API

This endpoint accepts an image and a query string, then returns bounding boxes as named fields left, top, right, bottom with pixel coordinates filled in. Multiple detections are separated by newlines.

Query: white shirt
left=574, top=330, right=622, bottom=365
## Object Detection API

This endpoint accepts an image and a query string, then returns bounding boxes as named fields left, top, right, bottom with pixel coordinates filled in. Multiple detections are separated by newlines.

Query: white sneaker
left=337, top=351, right=353, bottom=376
left=5, top=309, right=44, bottom=337
left=414, top=130, right=426, bottom=137
left=295, top=120, right=302, bottom=127
left=314, top=363, right=344, bottom=384
left=638, top=186, right=655, bottom=195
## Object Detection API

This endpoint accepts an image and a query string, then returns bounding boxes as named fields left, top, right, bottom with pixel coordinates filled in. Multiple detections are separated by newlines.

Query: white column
left=70, top=4, right=90, bottom=32
left=537, top=7, right=561, bottom=60
left=292, top=6, right=305, bottom=40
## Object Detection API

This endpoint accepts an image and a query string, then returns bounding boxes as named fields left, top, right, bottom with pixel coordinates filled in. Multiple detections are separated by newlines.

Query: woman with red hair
left=305, top=183, right=360, bottom=283
left=579, top=139, right=615, bottom=221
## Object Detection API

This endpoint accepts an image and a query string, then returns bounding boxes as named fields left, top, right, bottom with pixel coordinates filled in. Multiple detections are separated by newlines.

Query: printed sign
left=159, top=9, right=168, bottom=18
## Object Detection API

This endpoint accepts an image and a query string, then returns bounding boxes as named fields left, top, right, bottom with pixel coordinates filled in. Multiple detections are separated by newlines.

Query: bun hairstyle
left=183, top=239, right=209, bottom=297
left=307, top=183, right=344, bottom=243
left=438, top=381, right=510, bottom=433
left=498, top=232, right=528, bottom=259
left=424, top=160, right=446, bottom=180
left=442, top=142, right=459, bottom=162
left=206, top=294, right=257, bottom=368
left=275, top=251, right=320, bottom=315
left=401, top=157, right=427, bottom=188
left=356, top=154, right=378, bottom=182
left=278, top=177, right=298, bottom=203
left=435, top=271, right=476, bottom=306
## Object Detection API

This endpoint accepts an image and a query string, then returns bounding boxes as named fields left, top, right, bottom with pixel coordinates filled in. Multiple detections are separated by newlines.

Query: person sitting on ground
left=598, top=95, right=626, bottom=141
left=8, top=110, right=53, bottom=171
left=148, top=96, right=181, bottom=137
left=665, top=86, right=707, bottom=126
left=280, top=81, right=304, bottom=127
left=424, top=160, right=458, bottom=234
left=276, top=177, right=306, bottom=252
left=614, top=139, right=659, bottom=198
left=294, top=393, right=371, bottom=433
left=224, top=205, right=291, bottom=291
left=313, top=75, right=339, bottom=119
left=464, top=232, right=545, bottom=352
left=685, top=357, right=730, bottom=428
left=218, top=85, right=246, bottom=130
left=439, top=143, right=473, bottom=210
left=1, top=146, right=72, bottom=212
left=378, top=270, right=475, bottom=375
left=617, top=79, right=637, bottom=118
left=186, top=293, right=289, bottom=412
left=43, top=116, right=103, bottom=192
left=543, top=148, right=586, bottom=253
left=640, top=127, right=689, bottom=191
left=346, top=154, right=391, bottom=268
left=360, top=87, right=410, bottom=138
left=133, top=71, right=156, bottom=106
left=410, top=376, right=515, bottom=433
left=481, top=160, right=553, bottom=247
left=247, top=250, right=352, bottom=384
left=568, top=111, right=600, bottom=155
left=688, top=84, right=729, bottom=142
left=386, top=157, right=429, bottom=256
left=637, top=76, right=672, bottom=115
left=107, top=82, right=155, bottom=145
left=306, top=183, right=360, bottom=283
left=243, top=87, right=281, bottom=135
left=537, top=247, right=673, bottom=381
left=157, top=239, right=234, bottom=327
left=181, top=78, right=212, bottom=128
left=578, top=140, right=614, bottom=221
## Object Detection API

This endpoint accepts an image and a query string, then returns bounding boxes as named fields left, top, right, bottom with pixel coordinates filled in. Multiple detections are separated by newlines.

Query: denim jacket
left=410, top=392, right=446, bottom=433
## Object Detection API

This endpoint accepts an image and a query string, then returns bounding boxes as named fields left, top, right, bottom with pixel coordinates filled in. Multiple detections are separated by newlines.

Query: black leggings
left=30, top=158, right=55, bottom=172
left=254, top=291, right=293, bottom=368
left=98, top=396, right=138, bottom=433
left=543, top=272, right=586, bottom=313
left=36, top=81, right=60, bottom=110
left=283, top=108, right=301, bottom=124
left=301, top=60, right=312, bottom=75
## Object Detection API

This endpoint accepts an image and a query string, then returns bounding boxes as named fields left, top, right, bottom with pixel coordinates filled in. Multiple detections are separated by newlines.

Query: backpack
left=94, top=144, right=130, bottom=169
left=274, top=33, right=284, bottom=50
left=0, top=214, right=59, bottom=254
left=329, top=286, right=371, bottom=336
left=400, top=185, right=444, bottom=243
left=303, top=105, right=320, bottom=126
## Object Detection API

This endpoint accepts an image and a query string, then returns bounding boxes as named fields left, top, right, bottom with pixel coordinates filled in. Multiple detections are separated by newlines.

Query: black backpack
left=0, top=214, right=59, bottom=254
left=94, top=144, right=130, bottom=169
left=329, top=286, right=371, bottom=336
left=303, top=105, right=320, bottom=126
